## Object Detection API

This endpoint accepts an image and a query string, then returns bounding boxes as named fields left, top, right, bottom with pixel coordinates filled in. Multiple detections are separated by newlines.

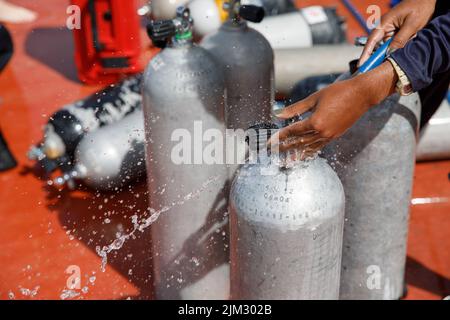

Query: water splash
left=60, top=289, right=80, bottom=300
left=95, top=175, right=221, bottom=272
left=19, top=285, right=40, bottom=298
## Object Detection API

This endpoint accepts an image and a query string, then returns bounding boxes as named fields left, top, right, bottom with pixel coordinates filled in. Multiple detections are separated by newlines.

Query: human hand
left=359, top=0, right=436, bottom=66
left=268, top=62, right=398, bottom=157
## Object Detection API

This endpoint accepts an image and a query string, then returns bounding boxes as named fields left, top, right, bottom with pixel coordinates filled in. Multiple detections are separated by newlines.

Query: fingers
left=389, top=16, right=417, bottom=50
left=277, top=134, right=321, bottom=153
left=305, top=139, right=329, bottom=153
left=267, top=119, right=315, bottom=148
left=275, top=95, right=317, bottom=120
left=359, top=28, right=385, bottom=66
left=360, top=14, right=418, bottom=65
left=299, top=140, right=329, bottom=160
left=278, top=138, right=329, bottom=161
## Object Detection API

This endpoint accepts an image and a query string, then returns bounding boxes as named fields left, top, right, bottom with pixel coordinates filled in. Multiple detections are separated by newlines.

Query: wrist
left=355, top=61, right=398, bottom=107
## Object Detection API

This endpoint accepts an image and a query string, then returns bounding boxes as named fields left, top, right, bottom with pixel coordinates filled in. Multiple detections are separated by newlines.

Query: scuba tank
left=143, top=7, right=229, bottom=299
left=28, top=74, right=142, bottom=172
left=274, top=45, right=362, bottom=97
left=201, top=0, right=274, bottom=130
left=288, top=74, right=341, bottom=104
left=229, top=124, right=345, bottom=299
left=323, top=40, right=421, bottom=300
left=53, top=110, right=146, bottom=191
left=248, top=6, right=346, bottom=49
left=201, top=0, right=274, bottom=178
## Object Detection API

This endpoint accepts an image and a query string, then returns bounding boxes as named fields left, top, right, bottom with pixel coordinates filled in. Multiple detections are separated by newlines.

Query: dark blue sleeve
left=390, top=12, right=450, bottom=92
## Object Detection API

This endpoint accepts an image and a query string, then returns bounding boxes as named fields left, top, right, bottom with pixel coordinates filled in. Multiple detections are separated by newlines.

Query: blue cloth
left=390, top=5, right=449, bottom=92
left=391, top=12, right=450, bottom=92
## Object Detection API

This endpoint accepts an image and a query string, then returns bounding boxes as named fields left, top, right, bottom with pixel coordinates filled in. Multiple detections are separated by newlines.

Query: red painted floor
left=0, top=0, right=448, bottom=300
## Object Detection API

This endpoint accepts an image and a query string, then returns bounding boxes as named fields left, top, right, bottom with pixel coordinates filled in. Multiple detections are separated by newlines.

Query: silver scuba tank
left=201, top=0, right=274, bottom=131
left=28, top=74, right=142, bottom=170
left=326, top=92, right=421, bottom=300
left=248, top=6, right=346, bottom=49
left=53, top=110, right=146, bottom=191
left=288, top=74, right=341, bottom=104
left=230, top=124, right=345, bottom=299
left=143, top=7, right=229, bottom=300
left=324, top=58, right=421, bottom=299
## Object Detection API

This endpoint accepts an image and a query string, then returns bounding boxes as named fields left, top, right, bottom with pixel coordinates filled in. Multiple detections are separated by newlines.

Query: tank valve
left=245, top=122, right=279, bottom=155
left=238, top=5, right=265, bottom=22
left=137, top=3, right=151, bottom=17
left=52, top=169, right=80, bottom=190
left=28, top=146, right=46, bottom=161
left=147, top=6, right=193, bottom=48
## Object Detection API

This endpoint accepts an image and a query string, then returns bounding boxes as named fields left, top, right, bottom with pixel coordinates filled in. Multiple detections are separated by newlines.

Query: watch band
left=387, top=57, right=413, bottom=96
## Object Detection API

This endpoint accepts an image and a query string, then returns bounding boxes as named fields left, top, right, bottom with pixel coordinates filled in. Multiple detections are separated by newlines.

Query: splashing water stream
left=95, top=175, right=221, bottom=272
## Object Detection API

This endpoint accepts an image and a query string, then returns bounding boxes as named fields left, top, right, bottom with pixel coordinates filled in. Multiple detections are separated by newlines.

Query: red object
left=71, top=0, right=142, bottom=85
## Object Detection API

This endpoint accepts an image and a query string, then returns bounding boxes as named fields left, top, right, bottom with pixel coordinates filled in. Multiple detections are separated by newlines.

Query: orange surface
left=0, top=0, right=449, bottom=300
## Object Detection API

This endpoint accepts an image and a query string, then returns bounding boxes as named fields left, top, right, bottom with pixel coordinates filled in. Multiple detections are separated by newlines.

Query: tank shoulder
left=201, top=22, right=273, bottom=56
left=231, top=156, right=344, bottom=231
left=246, top=25, right=273, bottom=47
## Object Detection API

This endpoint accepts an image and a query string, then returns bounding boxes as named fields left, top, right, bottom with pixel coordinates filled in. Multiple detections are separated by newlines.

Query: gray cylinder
left=54, top=110, right=146, bottom=190
left=201, top=21, right=274, bottom=130
left=417, top=100, right=450, bottom=162
left=230, top=135, right=345, bottom=299
left=324, top=88, right=421, bottom=300
left=142, top=37, right=229, bottom=298
left=29, top=74, right=143, bottom=164
left=274, top=46, right=363, bottom=96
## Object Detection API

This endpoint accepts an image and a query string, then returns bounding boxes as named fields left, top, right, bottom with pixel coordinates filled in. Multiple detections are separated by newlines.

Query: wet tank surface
left=0, top=0, right=448, bottom=300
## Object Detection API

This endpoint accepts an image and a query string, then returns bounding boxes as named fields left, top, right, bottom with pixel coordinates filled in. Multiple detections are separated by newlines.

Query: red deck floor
left=0, top=0, right=448, bottom=300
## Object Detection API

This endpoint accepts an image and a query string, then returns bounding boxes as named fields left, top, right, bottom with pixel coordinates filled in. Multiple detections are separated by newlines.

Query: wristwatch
left=387, top=57, right=413, bottom=96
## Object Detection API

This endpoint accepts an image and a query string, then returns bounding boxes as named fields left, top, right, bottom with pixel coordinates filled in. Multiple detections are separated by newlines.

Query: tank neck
left=222, top=19, right=248, bottom=31
left=170, top=33, right=194, bottom=48
left=246, top=126, right=307, bottom=169
left=250, top=147, right=306, bottom=169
